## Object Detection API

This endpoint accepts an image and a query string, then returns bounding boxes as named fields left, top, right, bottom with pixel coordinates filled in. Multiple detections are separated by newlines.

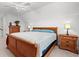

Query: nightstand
left=58, top=34, right=78, bottom=54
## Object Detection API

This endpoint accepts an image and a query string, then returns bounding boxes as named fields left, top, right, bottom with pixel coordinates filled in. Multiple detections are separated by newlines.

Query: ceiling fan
left=9, top=2, right=31, bottom=11
left=0, top=2, right=31, bottom=11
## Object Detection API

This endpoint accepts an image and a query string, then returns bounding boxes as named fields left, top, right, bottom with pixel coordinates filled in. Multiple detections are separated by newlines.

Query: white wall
left=2, top=14, right=26, bottom=38
left=24, top=2, right=79, bottom=35
left=0, top=7, right=26, bottom=38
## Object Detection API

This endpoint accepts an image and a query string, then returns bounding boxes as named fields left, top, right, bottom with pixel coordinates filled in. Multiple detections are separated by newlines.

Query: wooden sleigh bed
left=6, top=24, right=58, bottom=57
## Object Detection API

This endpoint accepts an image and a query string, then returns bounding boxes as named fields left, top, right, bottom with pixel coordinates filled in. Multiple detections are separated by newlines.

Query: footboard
left=6, top=35, right=38, bottom=57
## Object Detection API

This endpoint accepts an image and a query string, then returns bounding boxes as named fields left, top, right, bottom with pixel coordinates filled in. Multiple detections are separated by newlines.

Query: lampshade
left=28, top=25, right=33, bottom=31
left=28, top=25, right=31, bottom=28
left=64, top=23, right=71, bottom=29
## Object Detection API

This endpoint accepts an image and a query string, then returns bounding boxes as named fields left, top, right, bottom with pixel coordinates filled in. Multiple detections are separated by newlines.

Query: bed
left=6, top=26, right=58, bottom=57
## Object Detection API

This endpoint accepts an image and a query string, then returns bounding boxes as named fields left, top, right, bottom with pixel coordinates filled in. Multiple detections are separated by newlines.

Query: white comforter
left=11, top=32, right=56, bottom=57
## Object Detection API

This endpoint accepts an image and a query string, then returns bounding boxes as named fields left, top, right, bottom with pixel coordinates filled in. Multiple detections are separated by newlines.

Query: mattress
left=11, top=32, right=56, bottom=56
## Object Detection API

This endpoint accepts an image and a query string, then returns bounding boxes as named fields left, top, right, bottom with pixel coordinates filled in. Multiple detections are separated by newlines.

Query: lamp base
left=66, top=33, right=69, bottom=35
left=66, top=29, right=69, bottom=35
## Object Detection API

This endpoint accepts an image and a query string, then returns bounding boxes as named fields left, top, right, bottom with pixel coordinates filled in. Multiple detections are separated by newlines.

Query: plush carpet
left=48, top=46, right=79, bottom=57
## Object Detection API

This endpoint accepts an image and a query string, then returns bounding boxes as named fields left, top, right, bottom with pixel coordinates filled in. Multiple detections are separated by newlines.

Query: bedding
left=10, top=32, right=56, bottom=56
left=31, top=29, right=55, bottom=33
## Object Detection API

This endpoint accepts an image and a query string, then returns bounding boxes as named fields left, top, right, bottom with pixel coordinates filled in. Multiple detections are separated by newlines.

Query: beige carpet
left=0, top=39, right=14, bottom=57
left=48, top=46, right=79, bottom=57
left=0, top=39, right=79, bottom=57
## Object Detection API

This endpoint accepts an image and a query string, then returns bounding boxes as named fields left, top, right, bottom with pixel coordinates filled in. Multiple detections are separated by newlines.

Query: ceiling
left=0, top=2, right=49, bottom=13
left=0, top=2, right=79, bottom=16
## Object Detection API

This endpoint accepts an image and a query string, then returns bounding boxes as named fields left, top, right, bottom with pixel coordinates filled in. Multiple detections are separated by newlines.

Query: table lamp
left=64, top=23, right=71, bottom=35
left=28, top=25, right=33, bottom=31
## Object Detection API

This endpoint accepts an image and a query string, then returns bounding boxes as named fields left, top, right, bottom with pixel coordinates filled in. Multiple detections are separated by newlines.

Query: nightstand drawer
left=60, top=41, right=76, bottom=52
left=61, top=39, right=75, bottom=45
left=61, top=40, right=75, bottom=47
left=60, top=36, right=76, bottom=40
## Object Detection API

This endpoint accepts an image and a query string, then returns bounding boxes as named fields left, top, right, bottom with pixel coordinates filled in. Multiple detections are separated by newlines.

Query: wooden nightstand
left=58, top=34, right=78, bottom=54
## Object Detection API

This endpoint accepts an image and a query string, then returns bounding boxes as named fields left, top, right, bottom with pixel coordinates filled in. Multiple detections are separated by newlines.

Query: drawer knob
left=66, top=41, right=69, bottom=43
left=65, top=41, right=69, bottom=47
left=66, top=44, right=69, bottom=47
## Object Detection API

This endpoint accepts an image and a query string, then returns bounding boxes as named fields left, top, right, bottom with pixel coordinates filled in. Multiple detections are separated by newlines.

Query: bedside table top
left=59, top=34, right=78, bottom=38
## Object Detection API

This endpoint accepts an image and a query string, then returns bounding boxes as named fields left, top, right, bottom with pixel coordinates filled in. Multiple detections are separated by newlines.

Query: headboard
left=33, top=27, right=57, bottom=34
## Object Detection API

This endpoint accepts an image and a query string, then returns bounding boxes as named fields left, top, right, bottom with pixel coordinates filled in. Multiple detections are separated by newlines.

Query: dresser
left=58, top=34, right=78, bottom=54
left=9, top=25, right=20, bottom=34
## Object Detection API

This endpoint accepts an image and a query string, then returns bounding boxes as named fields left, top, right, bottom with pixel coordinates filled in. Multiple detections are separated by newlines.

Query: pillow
left=31, top=29, right=55, bottom=33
